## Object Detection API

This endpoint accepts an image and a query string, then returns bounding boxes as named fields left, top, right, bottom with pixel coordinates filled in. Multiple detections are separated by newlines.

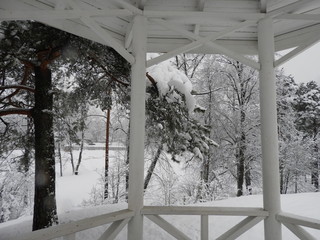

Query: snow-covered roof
left=1, top=0, right=320, bottom=59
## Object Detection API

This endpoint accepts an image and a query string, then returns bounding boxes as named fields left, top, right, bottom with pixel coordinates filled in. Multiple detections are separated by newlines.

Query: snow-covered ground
left=0, top=149, right=319, bottom=239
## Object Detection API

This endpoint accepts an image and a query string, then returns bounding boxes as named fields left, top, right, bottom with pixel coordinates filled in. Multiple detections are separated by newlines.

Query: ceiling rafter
left=194, top=0, right=206, bottom=35
left=0, top=9, right=132, bottom=20
left=260, top=0, right=267, bottom=13
left=147, top=19, right=259, bottom=70
left=66, top=0, right=135, bottom=64
left=275, top=29, right=320, bottom=67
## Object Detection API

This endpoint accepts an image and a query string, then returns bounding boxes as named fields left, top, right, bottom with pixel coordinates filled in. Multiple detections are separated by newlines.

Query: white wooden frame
left=2, top=1, right=320, bottom=240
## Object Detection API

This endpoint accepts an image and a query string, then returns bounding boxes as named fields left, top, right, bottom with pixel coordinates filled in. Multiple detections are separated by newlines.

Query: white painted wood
left=260, top=0, right=267, bottom=13
left=79, top=15, right=134, bottom=64
left=282, top=222, right=317, bottom=240
left=127, top=14, right=147, bottom=240
left=258, top=17, right=282, bottom=240
left=125, top=20, right=134, bottom=49
left=0, top=9, right=131, bottom=20
left=111, top=0, right=143, bottom=15
left=63, top=233, right=76, bottom=240
left=216, top=216, right=265, bottom=240
left=201, top=215, right=209, bottom=240
left=275, top=33, right=320, bottom=67
left=98, top=218, right=130, bottom=240
left=277, top=212, right=320, bottom=230
left=276, top=13, right=320, bottom=21
left=147, top=19, right=257, bottom=68
left=6, top=209, right=134, bottom=240
left=141, top=206, right=268, bottom=217
left=267, top=0, right=316, bottom=18
left=146, top=215, right=192, bottom=240
left=144, top=10, right=264, bottom=20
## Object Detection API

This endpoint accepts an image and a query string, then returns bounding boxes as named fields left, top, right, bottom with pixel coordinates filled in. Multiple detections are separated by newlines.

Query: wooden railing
left=7, top=209, right=134, bottom=240
left=141, top=206, right=268, bottom=240
left=277, top=212, right=320, bottom=240
left=7, top=207, right=320, bottom=240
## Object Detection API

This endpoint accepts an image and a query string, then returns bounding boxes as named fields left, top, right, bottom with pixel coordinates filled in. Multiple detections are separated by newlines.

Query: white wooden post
left=257, top=17, right=282, bottom=240
left=201, top=215, right=209, bottom=240
left=127, top=14, right=147, bottom=240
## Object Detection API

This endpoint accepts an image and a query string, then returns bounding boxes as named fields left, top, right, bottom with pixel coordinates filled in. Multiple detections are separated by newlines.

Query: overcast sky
left=281, top=43, right=320, bottom=84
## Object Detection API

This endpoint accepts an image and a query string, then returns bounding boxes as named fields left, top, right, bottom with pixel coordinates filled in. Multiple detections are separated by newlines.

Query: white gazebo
left=1, top=0, right=320, bottom=239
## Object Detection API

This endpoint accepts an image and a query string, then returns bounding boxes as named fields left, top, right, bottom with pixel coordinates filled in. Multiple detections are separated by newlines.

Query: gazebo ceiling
left=1, top=0, right=320, bottom=60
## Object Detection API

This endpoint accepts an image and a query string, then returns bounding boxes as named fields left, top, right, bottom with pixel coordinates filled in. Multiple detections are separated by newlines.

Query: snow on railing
left=8, top=209, right=134, bottom=240
left=277, top=212, right=320, bottom=240
left=141, top=206, right=268, bottom=240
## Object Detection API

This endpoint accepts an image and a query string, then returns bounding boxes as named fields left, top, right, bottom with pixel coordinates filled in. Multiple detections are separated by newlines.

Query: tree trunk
left=236, top=129, right=246, bottom=197
left=144, top=143, right=163, bottom=190
left=75, top=129, right=85, bottom=175
left=104, top=109, right=111, bottom=199
left=32, top=66, right=58, bottom=231
left=245, top=160, right=252, bottom=195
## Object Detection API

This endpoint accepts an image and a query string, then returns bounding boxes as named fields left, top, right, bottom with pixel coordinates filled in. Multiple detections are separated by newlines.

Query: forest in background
left=0, top=21, right=319, bottom=230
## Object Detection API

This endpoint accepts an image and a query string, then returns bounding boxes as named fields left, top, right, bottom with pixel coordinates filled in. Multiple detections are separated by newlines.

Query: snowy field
left=0, top=148, right=320, bottom=239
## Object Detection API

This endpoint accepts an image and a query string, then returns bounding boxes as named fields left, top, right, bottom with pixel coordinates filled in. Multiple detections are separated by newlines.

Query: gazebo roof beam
left=276, top=13, right=320, bottom=21
left=275, top=31, right=320, bottom=67
left=66, top=0, right=135, bottom=64
left=147, top=19, right=259, bottom=70
left=266, top=0, right=317, bottom=18
left=194, top=0, right=206, bottom=35
left=0, top=9, right=132, bottom=21
left=111, top=0, right=143, bottom=15
left=260, top=0, right=267, bottom=13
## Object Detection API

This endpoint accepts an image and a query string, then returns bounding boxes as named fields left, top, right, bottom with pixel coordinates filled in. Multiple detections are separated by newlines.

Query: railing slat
left=146, top=215, right=192, bottom=240
left=282, top=222, right=317, bottom=240
left=8, top=209, right=134, bottom=240
left=63, top=233, right=76, bottom=240
left=142, top=206, right=268, bottom=217
left=201, top=215, right=209, bottom=240
left=277, top=212, right=320, bottom=230
left=98, top=218, right=130, bottom=240
left=216, top=216, right=265, bottom=240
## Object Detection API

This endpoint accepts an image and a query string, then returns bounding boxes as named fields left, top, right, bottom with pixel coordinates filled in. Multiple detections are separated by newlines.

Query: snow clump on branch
left=147, top=54, right=196, bottom=113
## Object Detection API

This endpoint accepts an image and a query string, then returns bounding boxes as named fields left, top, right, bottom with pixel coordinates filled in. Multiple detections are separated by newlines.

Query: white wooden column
left=258, top=17, right=282, bottom=240
left=127, top=14, right=147, bottom=240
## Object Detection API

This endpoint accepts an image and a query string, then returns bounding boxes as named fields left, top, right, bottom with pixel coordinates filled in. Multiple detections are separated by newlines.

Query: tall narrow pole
left=258, top=17, right=282, bottom=240
left=127, top=14, right=147, bottom=240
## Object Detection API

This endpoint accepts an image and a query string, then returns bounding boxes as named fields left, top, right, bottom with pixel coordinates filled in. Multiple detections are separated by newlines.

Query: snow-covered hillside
left=0, top=149, right=319, bottom=240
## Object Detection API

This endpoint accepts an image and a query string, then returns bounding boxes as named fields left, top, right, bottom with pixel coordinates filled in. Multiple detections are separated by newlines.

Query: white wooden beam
left=276, top=13, right=320, bottom=21
left=267, top=0, right=317, bottom=18
left=111, top=0, right=143, bottom=15
left=125, top=20, right=134, bottom=49
left=258, top=17, right=282, bottom=240
left=97, top=218, right=130, bottom=240
left=146, top=215, right=192, bottom=240
left=142, top=206, right=269, bottom=217
left=201, top=215, right=209, bottom=240
left=7, top=210, right=134, bottom=240
left=282, top=222, right=317, bottom=240
left=275, top=33, right=320, bottom=67
left=216, top=216, right=265, bottom=240
left=144, top=10, right=264, bottom=20
left=260, top=0, right=267, bottom=13
left=277, top=212, right=320, bottom=230
left=127, top=14, right=147, bottom=240
left=194, top=0, right=206, bottom=35
left=0, top=9, right=132, bottom=20
left=147, top=20, right=258, bottom=68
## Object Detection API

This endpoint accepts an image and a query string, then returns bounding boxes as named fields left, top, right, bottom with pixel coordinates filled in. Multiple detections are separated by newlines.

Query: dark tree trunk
left=144, top=143, right=163, bottom=190
left=104, top=109, right=111, bottom=199
left=245, top=160, right=252, bottom=195
left=311, top=140, right=319, bottom=191
left=32, top=66, right=58, bottom=231
left=236, top=123, right=246, bottom=197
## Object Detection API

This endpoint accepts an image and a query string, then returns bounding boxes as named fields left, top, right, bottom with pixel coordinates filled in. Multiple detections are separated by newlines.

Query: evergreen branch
left=0, top=60, right=33, bottom=102
left=89, top=53, right=130, bottom=87
left=0, top=84, right=35, bottom=93
left=0, top=108, right=32, bottom=117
